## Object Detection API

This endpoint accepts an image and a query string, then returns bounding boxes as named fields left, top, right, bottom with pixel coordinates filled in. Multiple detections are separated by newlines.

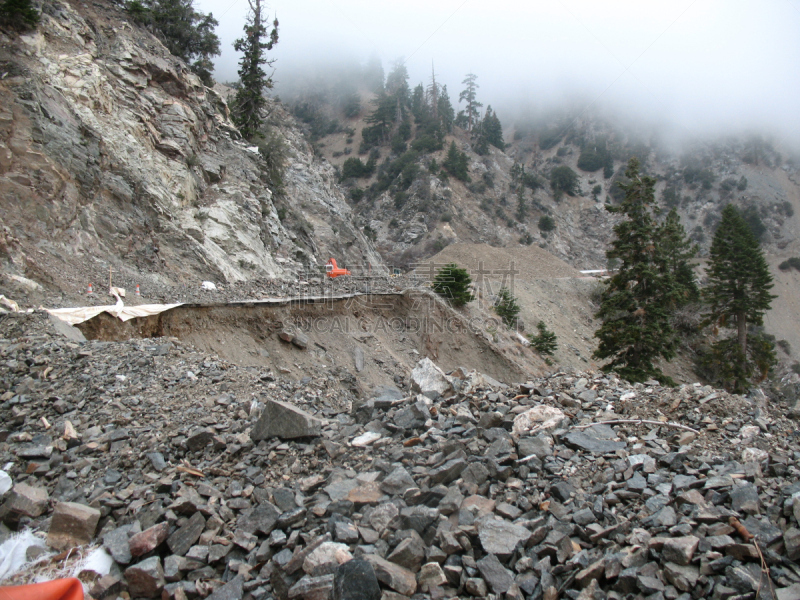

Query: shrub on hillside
left=538, top=215, right=556, bottom=232
left=778, top=256, right=800, bottom=271
left=550, top=166, right=578, bottom=198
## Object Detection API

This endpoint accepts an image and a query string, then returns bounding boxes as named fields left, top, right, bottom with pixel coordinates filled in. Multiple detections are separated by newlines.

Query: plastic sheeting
left=46, top=302, right=183, bottom=326
left=0, top=531, right=48, bottom=581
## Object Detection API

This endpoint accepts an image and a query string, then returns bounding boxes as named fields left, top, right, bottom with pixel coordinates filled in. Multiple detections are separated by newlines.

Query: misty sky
left=195, top=0, right=800, bottom=142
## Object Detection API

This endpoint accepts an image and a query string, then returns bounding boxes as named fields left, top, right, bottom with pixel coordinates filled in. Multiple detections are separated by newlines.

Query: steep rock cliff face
left=0, top=0, right=382, bottom=303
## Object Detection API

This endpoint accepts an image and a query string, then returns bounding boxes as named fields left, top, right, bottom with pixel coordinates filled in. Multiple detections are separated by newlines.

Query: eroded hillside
left=0, top=0, right=382, bottom=307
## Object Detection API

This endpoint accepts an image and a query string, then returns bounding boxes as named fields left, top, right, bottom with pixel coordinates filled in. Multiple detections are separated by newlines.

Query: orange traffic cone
left=87, top=283, right=93, bottom=295
left=135, top=284, right=141, bottom=296
left=0, top=577, right=84, bottom=600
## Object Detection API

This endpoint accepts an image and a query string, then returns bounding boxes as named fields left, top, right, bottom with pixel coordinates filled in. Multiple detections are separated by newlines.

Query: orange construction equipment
left=0, top=578, right=84, bottom=600
left=325, top=258, right=350, bottom=278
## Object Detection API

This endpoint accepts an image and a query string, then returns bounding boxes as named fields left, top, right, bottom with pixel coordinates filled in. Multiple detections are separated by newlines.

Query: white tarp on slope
left=47, top=300, right=183, bottom=326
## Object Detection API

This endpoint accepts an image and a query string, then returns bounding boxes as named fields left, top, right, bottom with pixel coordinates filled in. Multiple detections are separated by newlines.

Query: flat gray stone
left=476, top=553, right=515, bottom=594
left=167, top=511, right=206, bottom=556
left=251, top=399, right=323, bottom=441
left=477, top=517, right=531, bottom=556
left=563, top=431, right=626, bottom=454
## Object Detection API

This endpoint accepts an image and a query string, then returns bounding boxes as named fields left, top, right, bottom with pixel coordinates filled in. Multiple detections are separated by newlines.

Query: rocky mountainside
left=0, top=0, right=382, bottom=308
left=308, top=103, right=800, bottom=273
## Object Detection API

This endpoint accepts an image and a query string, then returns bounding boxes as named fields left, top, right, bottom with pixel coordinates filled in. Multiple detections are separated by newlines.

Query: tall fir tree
left=232, top=0, right=278, bottom=140
left=660, top=208, right=699, bottom=305
left=702, top=204, right=777, bottom=392
left=593, top=158, right=680, bottom=384
left=458, top=73, right=482, bottom=131
left=483, top=106, right=505, bottom=150
left=437, top=85, right=455, bottom=132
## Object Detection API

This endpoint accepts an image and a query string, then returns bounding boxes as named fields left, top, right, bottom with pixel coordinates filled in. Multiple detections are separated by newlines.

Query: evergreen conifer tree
left=458, top=73, right=482, bottom=131
left=661, top=208, right=699, bottom=305
left=0, top=0, right=39, bottom=31
left=530, top=321, right=557, bottom=356
left=432, top=263, right=474, bottom=307
left=702, top=204, right=777, bottom=392
left=494, top=287, right=520, bottom=328
left=593, top=158, right=680, bottom=384
left=437, top=85, right=455, bottom=132
left=232, top=0, right=278, bottom=140
left=483, top=106, right=504, bottom=150
left=442, top=141, right=470, bottom=182
left=127, top=0, right=220, bottom=85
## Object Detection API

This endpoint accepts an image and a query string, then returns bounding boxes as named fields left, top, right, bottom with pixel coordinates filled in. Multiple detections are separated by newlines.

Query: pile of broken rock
left=0, top=313, right=799, bottom=600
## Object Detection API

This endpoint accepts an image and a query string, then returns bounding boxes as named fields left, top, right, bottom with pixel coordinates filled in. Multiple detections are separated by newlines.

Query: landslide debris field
left=1, top=310, right=800, bottom=600
left=76, top=289, right=530, bottom=390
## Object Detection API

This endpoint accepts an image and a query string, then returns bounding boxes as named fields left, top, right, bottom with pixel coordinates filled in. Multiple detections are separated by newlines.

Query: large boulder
left=411, top=358, right=452, bottom=399
left=251, top=399, right=324, bottom=441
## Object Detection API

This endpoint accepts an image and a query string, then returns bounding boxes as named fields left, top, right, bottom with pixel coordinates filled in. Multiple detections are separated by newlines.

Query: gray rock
left=477, top=517, right=531, bottom=556
left=237, top=502, right=281, bottom=535
left=364, top=554, right=417, bottom=596
left=167, top=511, right=206, bottom=556
left=651, top=506, right=677, bottom=527
left=662, top=536, right=699, bottom=566
left=563, top=430, right=626, bottom=454
left=368, top=503, right=399, bottom=532
left=410, top=358, right=452, bottom=398
left=124, top=556, right=165, bottom=598
left=332, top=558, right=381, bottom=600
left=186, top=429, right=215, bottom=451
left=380, top=467, right=416, bottom=495
left=663, top=562, right=699, bottom=592
left=103, top=523, right=139, bottom=565
left=353, top=347, right=364, bottom=373
left=251, top=399, right=323, bottom=441
left=417, top=562, right=447, bottom=590
left=476, top=553, right=515, bottom=594
left=517, top=434, right=553, bottom=459
left=428, top=457, right=467, bottom=485
left=288, top=575, right=334, bottom=600
left=207, top=575, right=244, bottom=600
left=291, top=332, right=309, bottom=349
left=386, top=533, right=426, bottom=571
left=0, top=483, right=49, bottom=523
left=730, top=484, right=760, bottom=514
left=784, top=527, right=800, bottom=561
left=725, top=563, right=763, bottom=593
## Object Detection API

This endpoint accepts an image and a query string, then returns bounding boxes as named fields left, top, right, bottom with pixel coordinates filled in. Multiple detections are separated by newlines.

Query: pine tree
left=426, top=63, right=440, bottom=121
left=232, top=0, right=278, bottom=140
left=437, top=85, right=455, bottom=132
left=593, top=158, right=679, bottom=384
left=483, top=106, right=505, bottom=150
left=432, top=263, right=474, bottom=307
left=0, top=0, right=39, bottom=31
left=127, top=0, right=220, bottom=85
left=660, top=208, right=699, bottom=305
left=530, top=321, right=557, bottom=356
left=442, top=141, right=470, bottom=182
left=458, top=73, right=482, bottom=131
left=494, top=287, right=520, bottom=328
left=703, top=204, right=777, bottom=392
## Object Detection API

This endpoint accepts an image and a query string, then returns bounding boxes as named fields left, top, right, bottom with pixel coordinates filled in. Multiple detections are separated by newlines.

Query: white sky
left=195, top=0, right=800, bottom=142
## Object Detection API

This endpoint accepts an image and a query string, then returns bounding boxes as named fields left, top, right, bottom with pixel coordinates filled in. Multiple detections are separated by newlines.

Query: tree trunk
left=737, top=311, right=747, bottom=356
